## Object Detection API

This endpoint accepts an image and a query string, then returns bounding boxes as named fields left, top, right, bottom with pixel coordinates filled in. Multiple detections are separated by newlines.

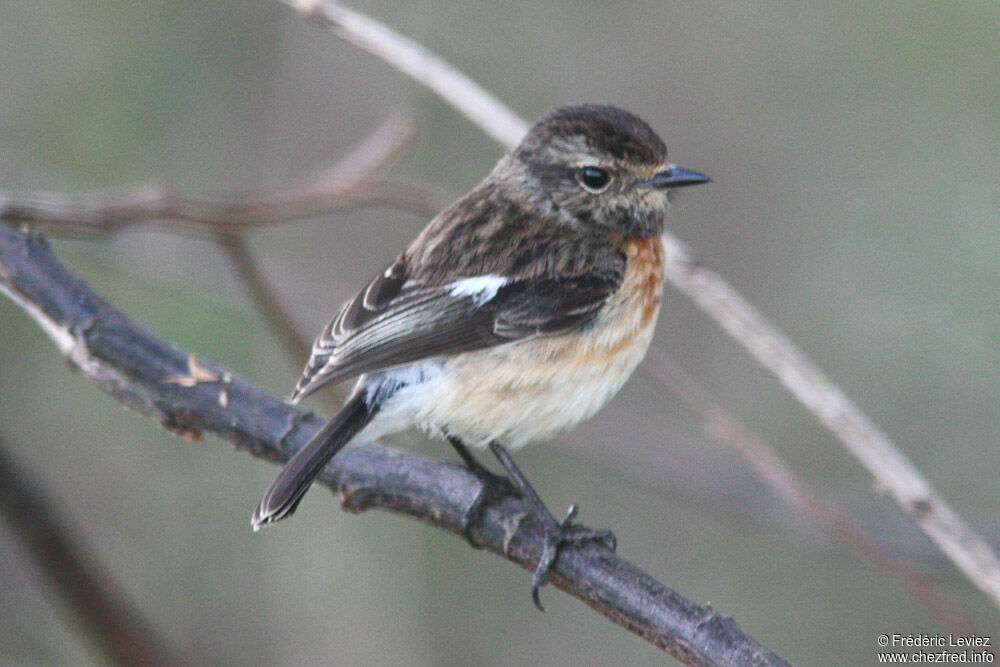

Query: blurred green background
left=1, top=2, right=998, bottom=664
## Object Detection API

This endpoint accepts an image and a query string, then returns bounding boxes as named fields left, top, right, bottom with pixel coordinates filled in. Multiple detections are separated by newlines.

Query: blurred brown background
left=1, top=2, right=998, bottom=664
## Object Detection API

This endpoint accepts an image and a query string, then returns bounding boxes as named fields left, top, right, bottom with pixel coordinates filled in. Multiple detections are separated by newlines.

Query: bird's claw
left=529, top=504, right=618, bottom=611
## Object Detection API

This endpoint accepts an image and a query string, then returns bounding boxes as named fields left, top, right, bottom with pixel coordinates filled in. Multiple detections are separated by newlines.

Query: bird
left=252, top=104, right=709, bottom=607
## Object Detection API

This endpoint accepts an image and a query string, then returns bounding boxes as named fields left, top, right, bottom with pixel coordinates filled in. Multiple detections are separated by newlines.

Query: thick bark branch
left=0, top=221, right=788, bottom=665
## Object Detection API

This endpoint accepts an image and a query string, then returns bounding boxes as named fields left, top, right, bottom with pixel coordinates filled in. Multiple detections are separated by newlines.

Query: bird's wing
left=289, top=254, right=624, bottom=402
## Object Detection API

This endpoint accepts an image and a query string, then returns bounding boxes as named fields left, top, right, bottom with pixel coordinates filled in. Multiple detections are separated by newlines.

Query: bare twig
left=661, top=243, right=1000, bottom=609
left=278, top=0, right=1000, bottom=609
left=0, top=113, right=444, bottom=237
left=0, top=444, right=180, bottom=666
left=281, top=0, right=529, bottom=146
left=0, top=222, right=789, bottom=666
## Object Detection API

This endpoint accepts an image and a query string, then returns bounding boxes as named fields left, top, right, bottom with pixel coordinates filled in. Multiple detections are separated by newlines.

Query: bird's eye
left=576, top=166, right=612, bottom=193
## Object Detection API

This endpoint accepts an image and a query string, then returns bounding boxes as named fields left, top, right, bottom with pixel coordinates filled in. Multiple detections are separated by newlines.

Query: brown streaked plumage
left=253, top=104, right=709, bottom=607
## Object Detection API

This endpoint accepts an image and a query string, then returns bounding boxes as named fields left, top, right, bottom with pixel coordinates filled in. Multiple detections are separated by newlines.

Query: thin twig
left=0, top=222, right=789, bottom=666
left=278, top=0, right=1000, bottom=609
left=0, top=113, right=444, bottom=237
left=662, top=242, right=1000, bottom=608
left=282, top=0, right=529, bottom=146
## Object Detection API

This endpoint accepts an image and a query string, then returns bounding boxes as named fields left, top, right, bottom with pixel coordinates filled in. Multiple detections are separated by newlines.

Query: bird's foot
left=529, top=503, right=617, bottom=610
left=488, top=441, right=617, bottom=611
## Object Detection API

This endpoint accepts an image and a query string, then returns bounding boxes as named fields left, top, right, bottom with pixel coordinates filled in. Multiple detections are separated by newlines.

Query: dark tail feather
left=252, top=391, right=375, bottom=530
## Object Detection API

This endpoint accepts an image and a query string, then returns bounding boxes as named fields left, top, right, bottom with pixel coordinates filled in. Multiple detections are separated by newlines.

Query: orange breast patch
left=623, top=236, right=666, bottom=330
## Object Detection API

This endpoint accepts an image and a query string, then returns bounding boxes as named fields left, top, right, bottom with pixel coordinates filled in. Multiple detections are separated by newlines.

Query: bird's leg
left=488, top=441, right=617, bottom=611
left=446, top=434, right=493, bottom=478
left=446, top=435, right=517, bottom=548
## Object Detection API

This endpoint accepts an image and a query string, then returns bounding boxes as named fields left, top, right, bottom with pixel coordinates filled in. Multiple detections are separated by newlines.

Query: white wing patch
left=447, top=275, right=508, bottom=306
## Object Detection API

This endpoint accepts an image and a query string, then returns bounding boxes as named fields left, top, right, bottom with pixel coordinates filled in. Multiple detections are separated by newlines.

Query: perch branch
left=0, top=223, right=788, bottom=665
left=280, top=0, right=1000, bottom=610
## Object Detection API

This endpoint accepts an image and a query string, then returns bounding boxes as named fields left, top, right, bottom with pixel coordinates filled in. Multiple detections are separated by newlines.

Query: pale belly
left=416, top=320, right=657, bottom=449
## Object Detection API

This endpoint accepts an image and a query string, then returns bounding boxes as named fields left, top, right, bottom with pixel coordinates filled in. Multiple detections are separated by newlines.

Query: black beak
left=637, top=166, right=711, bottom=190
